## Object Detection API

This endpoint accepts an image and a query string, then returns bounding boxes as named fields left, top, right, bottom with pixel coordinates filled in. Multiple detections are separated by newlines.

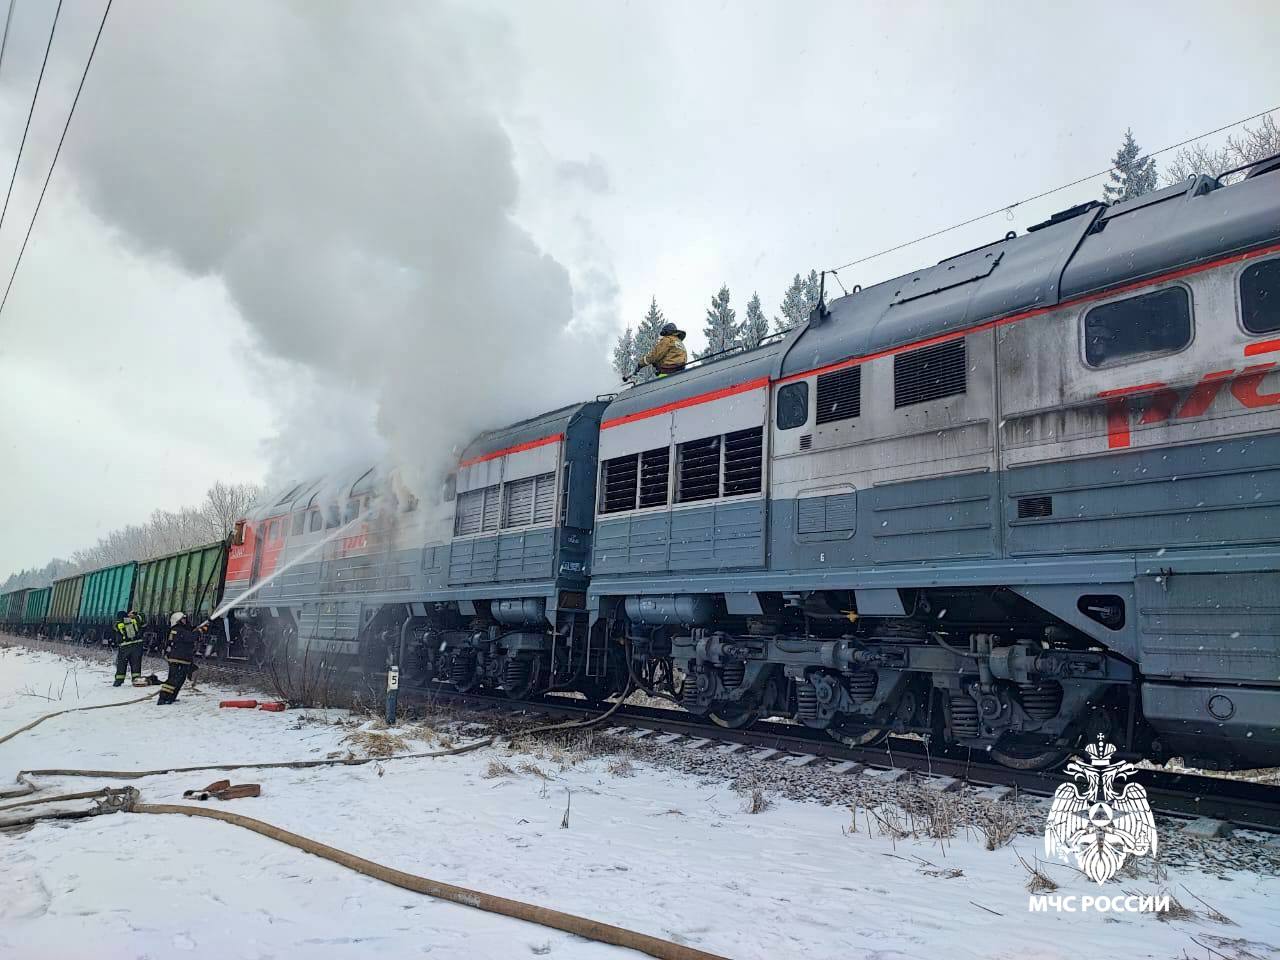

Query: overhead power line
left=0, top=0, right=19, bottom=83
left=0, top=0, right=112, bottom=321
left=828, top=104, right=1280, bottom=276
left=0, top=0, right=65, bottom=241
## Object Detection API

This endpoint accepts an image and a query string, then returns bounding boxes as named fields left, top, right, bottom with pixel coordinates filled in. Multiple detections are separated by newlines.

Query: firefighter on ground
left=113, top=609, right=145, bottom=687
left=158, top=612, right=199, bottom=705
left=634, top=322, right=688, bottom=379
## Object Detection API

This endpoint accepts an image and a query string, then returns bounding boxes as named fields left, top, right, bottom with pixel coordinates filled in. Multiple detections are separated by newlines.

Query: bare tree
left=1163, top=113, right=1280, bottom=185
left=201, top=481, right=266, bottom=538
left=47, top=480, right=266, bottom=576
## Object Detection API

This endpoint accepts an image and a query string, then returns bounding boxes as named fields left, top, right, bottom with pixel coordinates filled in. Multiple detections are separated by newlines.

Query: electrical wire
left=828, top=104, right=1280, bottom=275
left=0, top=0, right=111, bottom=320
left=0, top=0, right=64, bottom=241
left=0, top=0, right=19, bottom=86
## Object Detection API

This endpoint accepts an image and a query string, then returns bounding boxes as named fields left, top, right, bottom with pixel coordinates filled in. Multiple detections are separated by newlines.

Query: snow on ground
left=2, top=641, right=1279, bottom=960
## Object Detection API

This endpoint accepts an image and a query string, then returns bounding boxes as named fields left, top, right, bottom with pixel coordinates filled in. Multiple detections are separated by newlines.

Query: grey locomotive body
left=231, top=160, right=1279, bottom=771
left=588, top=165, right=1280, bottom=770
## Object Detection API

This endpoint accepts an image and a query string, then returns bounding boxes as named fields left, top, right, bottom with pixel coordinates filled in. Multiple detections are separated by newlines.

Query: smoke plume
left=58, top=1, right=615, bottom=494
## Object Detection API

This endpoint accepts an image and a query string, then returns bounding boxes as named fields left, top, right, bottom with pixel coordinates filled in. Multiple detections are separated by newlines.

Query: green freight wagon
left=0, top=588, right=27, bottom=627
left=48, top=573, right=85, bottom=639
left=78, top=562, right=137, bottom=645
left=21, top=586, right=51, bottom=632
left=133, top=541, right=227, bottom=635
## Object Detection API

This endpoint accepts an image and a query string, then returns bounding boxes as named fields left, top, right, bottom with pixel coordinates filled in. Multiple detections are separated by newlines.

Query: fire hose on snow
left=0, top=683, right=732, bottom=960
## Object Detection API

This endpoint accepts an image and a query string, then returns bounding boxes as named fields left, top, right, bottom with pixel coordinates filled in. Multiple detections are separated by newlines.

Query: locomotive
left=9, top=158, right=1277, bottom=772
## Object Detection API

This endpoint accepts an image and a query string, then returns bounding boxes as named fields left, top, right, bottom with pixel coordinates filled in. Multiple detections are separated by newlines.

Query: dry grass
left=1157, top=892, right=1197, bottom=922
left=974, top=801, right=1021, bottom=850
left=483, top=759, right=516, bottom=779
left=1015, top=851, right=1059, bottom=893
left=745, top=788, right=772, bottom=814
left=340, top=729, right=411, bottom=758
left=517, top=761, right=553, bottom=780
left=607, top=758, right=635, bottom=778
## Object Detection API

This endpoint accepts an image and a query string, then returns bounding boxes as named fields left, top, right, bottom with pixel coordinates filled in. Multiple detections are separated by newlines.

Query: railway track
left=9, top=633, right=1280, bottom=833
left=403, top=683, right=1280, bottom=834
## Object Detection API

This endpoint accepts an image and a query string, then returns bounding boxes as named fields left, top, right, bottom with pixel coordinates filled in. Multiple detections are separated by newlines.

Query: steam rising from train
left=57, top=1, right=614, bottom=497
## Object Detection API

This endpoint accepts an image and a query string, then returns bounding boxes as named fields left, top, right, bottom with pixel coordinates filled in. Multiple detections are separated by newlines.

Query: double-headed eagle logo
left=1044, top=735, right=1158, bottom=884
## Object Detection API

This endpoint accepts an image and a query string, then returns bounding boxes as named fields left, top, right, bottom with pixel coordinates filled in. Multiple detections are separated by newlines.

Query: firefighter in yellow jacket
left=113, top=610, right=145, bottom=686
left=635, top=323, right=688, bottom=378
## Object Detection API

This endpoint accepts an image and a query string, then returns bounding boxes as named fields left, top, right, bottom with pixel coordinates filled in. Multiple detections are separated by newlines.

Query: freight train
left=5, top=159, right=1278, bottom=771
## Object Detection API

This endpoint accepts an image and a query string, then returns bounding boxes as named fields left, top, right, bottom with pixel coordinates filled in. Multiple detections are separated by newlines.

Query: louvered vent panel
left=532, top=472, right=557, bottom=524
left=454, top=489, right=484, bottom=536
left=600, top=454, right=639, bottom=513
left=1017, top=495, right=1053, bottom=519
left=815, top=367, right=862, bottom=424
left=638, top=448, right=670, bottom=508
left=502, top=476, right=536, bottom=528
left=799, top=434, right=812, bottom=450
left=893, top=339, right=967, bottom=408
left=797, top=497, right=825, bottom=533
left=722, top=427, right=763, bottom=496
left=677, top=436, right=721, bottom=503
left=481, top=485, right=501, bottom=532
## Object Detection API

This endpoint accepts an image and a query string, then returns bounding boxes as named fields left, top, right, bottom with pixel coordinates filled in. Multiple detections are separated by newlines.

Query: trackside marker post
left=386, top=666, right=400, bottom=725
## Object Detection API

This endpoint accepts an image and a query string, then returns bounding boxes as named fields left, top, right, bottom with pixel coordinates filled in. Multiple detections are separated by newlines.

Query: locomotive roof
left=597, top=165, right=1280, bottom=409
left=458, top=400, right=601, bottom=464
left=603, top=340, right=789, bottom=424
left=783, top=168, right=1280, bottom=378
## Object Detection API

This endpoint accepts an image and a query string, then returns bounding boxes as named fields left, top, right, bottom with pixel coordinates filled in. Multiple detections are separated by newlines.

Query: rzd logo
left=1044, top=735, right=1157, bottom=884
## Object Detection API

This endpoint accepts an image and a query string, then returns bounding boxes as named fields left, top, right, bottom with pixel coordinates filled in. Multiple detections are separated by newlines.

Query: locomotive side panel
left=768, top=327, right=998, bottom=571
left=592, top=353, right=773, bottom=579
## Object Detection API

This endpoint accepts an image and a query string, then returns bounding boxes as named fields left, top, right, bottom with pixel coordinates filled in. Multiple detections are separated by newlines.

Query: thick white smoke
left=58, top=1, right=615, bottom=494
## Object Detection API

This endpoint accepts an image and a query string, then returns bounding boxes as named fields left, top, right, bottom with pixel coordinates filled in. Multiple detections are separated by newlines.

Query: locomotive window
left=894, top=339, right=966, bottom=407
left=502, top=476, right=536, bottom=527
left=676, top=435, right=721, bottom=503
left=531, top=471, right=557, bottom=524
left=1084, top=286, right=1192, bottom=367
left=442, top=472, right=457, bottom=502
left=722, top=427, right=763, bottom=496
left=815, top=366, right=861, bottom=424
left=291, top=512, right=305, bottom=536
left=776, top=382, right=809, bottom=430
left=1241, top=259, right=1280, bottom=334
left=343, top=500, right=359, bottom=524
left=326, top=504, right=340, bottom=528
left=638, top=447, right=671, bottom=508
left=309, top=510, right=322, bottom=533
left=267, top=520, right=279, bottom=541
left=600, top=453, right=639, bottom=513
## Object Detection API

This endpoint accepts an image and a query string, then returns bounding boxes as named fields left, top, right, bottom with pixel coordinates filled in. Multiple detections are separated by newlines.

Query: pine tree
left=699, top=285, right=740, bottom=358
left=612, top=326, right=636, bottom=380
left=773, top=269, right=822, bottom=333
left=742, top=291, right=769, bottom=349
left=631, top=297, right=668, bottom=383
left=1103, top=128, right=1158, bottom=203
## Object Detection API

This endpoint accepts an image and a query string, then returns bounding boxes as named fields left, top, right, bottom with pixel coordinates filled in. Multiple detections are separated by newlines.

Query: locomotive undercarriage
left=408, top=585, right=1145, bottom=772
left=616, top=587, right=1138, bottom=771
left=410, top=600, right=621, bottom=703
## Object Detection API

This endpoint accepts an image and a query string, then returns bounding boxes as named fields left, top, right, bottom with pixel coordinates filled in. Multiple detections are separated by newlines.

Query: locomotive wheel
left=826, top=721, right=890, bottom=748
left=988, top=734, right=1070, bottom=771
left=501, top=657, right=540, bottom=700
left=450, top=658, right=482, bottom=694
left=708, top=701, right=761, bottom=729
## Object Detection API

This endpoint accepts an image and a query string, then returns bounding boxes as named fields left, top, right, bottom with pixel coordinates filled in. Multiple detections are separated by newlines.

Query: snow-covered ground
left=2, top=641, right=1278, bottom=960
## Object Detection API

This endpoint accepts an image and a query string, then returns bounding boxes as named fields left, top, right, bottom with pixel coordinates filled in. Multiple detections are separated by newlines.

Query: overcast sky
left=1, top=0, right=1276, bottom=578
